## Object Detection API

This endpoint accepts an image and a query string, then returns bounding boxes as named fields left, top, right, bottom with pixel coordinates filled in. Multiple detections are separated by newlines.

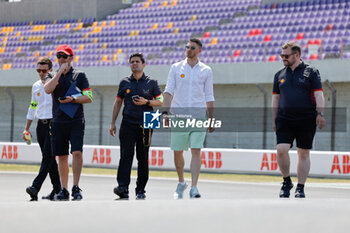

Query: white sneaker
left=189, top=186, right=201, bottom=198
left=173, top=182, right=188, bottom=199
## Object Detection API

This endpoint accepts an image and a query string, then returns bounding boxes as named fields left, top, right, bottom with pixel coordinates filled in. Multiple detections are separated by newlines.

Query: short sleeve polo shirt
left=272, top=61, right=323, bottom=120
left=49, top=67, right=90, bottom=121
left=117, top=73, right=162, bottom=125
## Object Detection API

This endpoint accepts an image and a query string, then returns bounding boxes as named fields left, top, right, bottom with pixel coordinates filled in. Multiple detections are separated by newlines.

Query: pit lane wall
left=1, top=142, right=350, bottom=178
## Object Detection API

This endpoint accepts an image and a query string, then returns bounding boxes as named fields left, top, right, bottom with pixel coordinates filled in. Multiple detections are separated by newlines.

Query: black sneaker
left=26, top=186, right=38, bottom=201
left=71, top=185, right=83, bottom=201
left=53, top=188, right=70, bottom=201
left=113, top=186, right=129, bottom=199
left=136, top=191, right=146, bottom=200
left=295, top=186, right=305, bottom=198
left=279, top=181, right=294, bottom=198
left=42, top=190, right=59, bottom=200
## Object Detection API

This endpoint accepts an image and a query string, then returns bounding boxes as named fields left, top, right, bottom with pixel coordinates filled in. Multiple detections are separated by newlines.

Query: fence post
left=257, top=84, right=267, bottom=149
left=325, top=80, right=336, bottom=151
left=93, top=88, right=104, bottom=145
left=5, top=88, right=15, bottom=142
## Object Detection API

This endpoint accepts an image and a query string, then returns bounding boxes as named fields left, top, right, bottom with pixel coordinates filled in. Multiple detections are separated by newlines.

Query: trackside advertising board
left=1, top=142, right=349, bottom=178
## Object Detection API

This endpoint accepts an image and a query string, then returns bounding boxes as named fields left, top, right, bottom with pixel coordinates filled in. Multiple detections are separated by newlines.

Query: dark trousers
left=32, top=120, right=61, bottom=192
left=117, top=120, right=152, bottom=193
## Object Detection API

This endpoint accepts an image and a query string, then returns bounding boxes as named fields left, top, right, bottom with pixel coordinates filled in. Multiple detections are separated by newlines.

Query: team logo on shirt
left=126, top=89, right=130, bottom=94
left=37, top=93, right=40, bottom=96
left=280, top=78, right=285, bottom=84
left=180, top=74, right=185, bottom=78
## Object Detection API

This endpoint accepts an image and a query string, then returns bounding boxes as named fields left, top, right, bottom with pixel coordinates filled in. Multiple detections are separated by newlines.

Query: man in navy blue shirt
left=272, top=41, right=326, bottom=198
left=110, top=53, right=163, bottom=200
left=45, top=44, right=93, bottom=201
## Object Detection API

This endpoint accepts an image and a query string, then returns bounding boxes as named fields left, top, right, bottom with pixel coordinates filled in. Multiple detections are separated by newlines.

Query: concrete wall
left=0, top=0, right=132, bottom=23
left=1, top=59, right=350, bottom=87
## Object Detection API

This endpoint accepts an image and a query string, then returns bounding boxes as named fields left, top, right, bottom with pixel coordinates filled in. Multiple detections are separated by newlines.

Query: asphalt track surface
left=1, top=172, right=350, bottom=233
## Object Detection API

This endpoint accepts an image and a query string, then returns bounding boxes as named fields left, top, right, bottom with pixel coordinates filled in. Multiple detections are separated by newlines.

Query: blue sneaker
left=174, top=182, right=188, bottom=199
left=42, top=189, right=59, bottom=200
left=279, top=181, right=294, bottom=198
left=72, top=185, right=83, bottom=201
left=295, top=186, right=305, bottom=198
left=53, top=188, right=70, bottom=201
left=136, top=191, right=146, bottom=200
left=189, top=186, right=201, bottom=198
left=114, top=186, right=129, bottom=199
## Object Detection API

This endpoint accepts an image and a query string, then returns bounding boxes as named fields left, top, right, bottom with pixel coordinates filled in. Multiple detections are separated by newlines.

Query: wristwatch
left=318, top=112, right=324, bottom=117
left=71, top=95, right=77, bottom=102
left=146, top=100, right=150, bottom=106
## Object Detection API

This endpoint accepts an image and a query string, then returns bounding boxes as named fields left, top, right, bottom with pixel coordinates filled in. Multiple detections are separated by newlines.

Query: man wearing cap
left=44, top=44, right=93, bottom=201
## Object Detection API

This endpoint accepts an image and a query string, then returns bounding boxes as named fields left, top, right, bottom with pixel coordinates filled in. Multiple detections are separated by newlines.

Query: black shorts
left=51, top=118, right=85, bottom=156
left=275, top=117, right=316, bottom=149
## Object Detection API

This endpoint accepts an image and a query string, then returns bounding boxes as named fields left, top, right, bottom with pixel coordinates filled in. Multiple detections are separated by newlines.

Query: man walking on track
left=272, top=41, right=326, bottom=198
left=24, top=57, right=61, bottom=201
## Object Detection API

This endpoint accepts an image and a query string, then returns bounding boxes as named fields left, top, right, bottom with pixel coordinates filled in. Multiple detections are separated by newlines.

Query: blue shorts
left=51, top=118, right=85, bottom=156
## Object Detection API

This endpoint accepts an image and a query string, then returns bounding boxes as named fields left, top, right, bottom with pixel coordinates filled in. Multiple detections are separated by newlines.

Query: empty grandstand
left=0, top=0, right=349, bottom=69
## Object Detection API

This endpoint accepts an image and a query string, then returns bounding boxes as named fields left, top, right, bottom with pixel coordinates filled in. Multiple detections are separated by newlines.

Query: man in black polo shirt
left=110, top=53, right=163, bottom=200
left=44, top=44, right=93, bottom=201
left=272, top=41, right=326, bottom=198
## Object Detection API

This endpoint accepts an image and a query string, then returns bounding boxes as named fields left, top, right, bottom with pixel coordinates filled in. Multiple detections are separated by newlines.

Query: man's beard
left=187, top=53, right=195, bottom=59
left=132, top=67, right=141, bottom=72
left=284, top=60, right=292, bottom=67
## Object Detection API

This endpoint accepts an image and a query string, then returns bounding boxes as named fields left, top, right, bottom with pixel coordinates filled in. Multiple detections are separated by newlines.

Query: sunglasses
left=36, top=69, right=49, bottom=73
left=56, top=54, right=69, bottom=59
left=185, top=45, right=196, bottom=50
left=280, top=52, right=296, bottom=59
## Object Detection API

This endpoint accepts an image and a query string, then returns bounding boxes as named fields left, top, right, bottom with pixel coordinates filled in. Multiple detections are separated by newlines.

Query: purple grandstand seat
left=231, top=56, right=241, bottom=63
left=343, top=52, right=350, bottom=59
left=214, top=57, right=224, bottom=64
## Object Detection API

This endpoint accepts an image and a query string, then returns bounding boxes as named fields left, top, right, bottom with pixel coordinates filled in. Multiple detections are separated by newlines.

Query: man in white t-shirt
left=163, top=38, right=215, bottom=199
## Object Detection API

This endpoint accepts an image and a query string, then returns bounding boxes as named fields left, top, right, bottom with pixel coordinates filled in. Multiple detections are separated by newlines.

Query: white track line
left=2, top=171, right=350, bottom=189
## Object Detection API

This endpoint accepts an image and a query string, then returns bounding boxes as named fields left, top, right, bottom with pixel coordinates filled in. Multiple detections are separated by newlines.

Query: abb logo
left=1, top=145, right=18, bottom=160
left=330, top=155, right=350, bottom=174
left=260, top=153, right=278, bottom=171
left=92, top=148, right=111, bottom=164
left=149, top=150, right=164, bottom=166
left=201, top=151, right=222, bottom=169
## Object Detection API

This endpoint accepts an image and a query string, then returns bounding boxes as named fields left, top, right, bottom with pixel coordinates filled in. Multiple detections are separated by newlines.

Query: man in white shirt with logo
left=163, top=38, right=215, bottom=199
left=24, top=57, right=61, bottom=201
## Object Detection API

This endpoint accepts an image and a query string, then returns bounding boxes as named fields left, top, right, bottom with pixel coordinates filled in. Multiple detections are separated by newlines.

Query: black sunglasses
left=56, top=54, right=69, bottom=59
left=185, top=45, right=196, bottom=50
left=36, top=69, right=49, bottom=73
left=280, top=52, right=296, bottom=59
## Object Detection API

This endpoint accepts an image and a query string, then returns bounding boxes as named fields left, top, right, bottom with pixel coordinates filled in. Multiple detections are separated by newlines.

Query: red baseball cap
left=56, top=44, right=74, bottom=56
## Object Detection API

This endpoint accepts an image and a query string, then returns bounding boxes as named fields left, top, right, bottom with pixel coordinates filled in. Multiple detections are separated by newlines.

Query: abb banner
left=1, top=142, right=349, bottom=178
